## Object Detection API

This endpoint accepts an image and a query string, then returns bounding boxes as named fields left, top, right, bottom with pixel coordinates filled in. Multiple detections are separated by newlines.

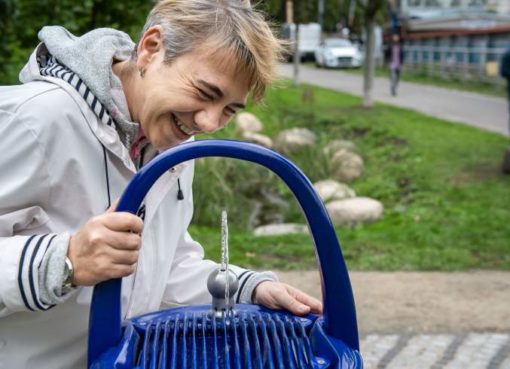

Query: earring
left=139, top=68, right=145, bottom=78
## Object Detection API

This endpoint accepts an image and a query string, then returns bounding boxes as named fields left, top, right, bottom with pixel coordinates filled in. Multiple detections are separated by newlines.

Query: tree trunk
left=363, top=17, right=375, bottom=108
left=293, top=24, right=300, bottom=86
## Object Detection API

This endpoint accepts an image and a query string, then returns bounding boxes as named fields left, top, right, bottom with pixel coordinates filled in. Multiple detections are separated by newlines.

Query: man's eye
left=225, top=107, right=237, bottom=116
left=197, top=89, right=213, bottom=101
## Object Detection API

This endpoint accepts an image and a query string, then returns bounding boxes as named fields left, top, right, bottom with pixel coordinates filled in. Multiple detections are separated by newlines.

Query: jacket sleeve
left=0, top=108, right=70, bottom=317
left=160, top=162, right=277, bottom=308
left=161, top=231, right=277, bottom=308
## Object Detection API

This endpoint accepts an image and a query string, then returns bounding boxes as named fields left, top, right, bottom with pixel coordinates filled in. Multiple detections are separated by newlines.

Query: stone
left=313, top=179, right=356, bottom=202
left=324, top=140, right=357, bottom=155
left=253, top=223, right=309, bottom=236
left=326, top=197, right=384, bottom=226
left=331, top=149, right=364, bottom=182
left=242, top=131, right=273, bottom=148
left=235, top=112, right=263, bottom=133
left=275, top=128, right=316, bottom=152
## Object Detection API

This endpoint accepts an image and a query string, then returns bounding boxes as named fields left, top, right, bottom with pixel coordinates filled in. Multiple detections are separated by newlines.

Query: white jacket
left=0, top=49, right=270, bottom=369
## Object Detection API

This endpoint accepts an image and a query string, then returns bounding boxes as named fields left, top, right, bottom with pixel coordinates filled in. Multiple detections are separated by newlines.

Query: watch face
left=63, top=263, right=70, bottom=278
left=63, top=258, right=74, bottom=287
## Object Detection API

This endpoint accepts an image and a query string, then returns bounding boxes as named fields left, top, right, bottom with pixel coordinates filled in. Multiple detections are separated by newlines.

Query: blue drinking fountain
left=87, top=139, right=363, bottom=369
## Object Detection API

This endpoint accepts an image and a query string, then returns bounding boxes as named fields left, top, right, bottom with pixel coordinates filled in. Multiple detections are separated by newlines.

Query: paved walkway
left=278, top=64, right=509, bottom=137
left=360, top=332, right=510, bottom=369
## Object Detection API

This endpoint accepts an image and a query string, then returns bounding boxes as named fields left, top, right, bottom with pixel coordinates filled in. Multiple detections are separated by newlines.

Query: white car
left=315, top=38, right=363, bottom=68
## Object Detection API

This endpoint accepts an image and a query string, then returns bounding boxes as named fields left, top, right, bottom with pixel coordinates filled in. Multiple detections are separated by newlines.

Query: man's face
left=132, top=48, right=250, bottom=151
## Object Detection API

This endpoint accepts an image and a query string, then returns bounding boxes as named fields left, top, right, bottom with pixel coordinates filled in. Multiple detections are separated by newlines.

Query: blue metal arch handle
left=88, top=139, right=359, bottom=365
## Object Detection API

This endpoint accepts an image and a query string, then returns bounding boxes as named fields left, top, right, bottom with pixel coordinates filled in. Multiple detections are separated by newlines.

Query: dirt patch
left=450, top=162, right=503, bottom=184
left=275, top=270, right=510, bottom=334
left=386, top=136, right=408, bottom=146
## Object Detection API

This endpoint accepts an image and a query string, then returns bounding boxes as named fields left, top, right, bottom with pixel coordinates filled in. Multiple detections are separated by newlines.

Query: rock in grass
left=323, top=140, right=357, bottom=155
left=313, top=179, right=356, bottom=202
left=242, top=131, right=273, bottom=148
left=275, top=128, right=316, bottom=153
left=331, top=149, right=364, bottom=183
left=235, top=112, right=263, bottom=133
left=254, top=223, right=309, bottom=236
left=326, top=197, right=383, bottom=225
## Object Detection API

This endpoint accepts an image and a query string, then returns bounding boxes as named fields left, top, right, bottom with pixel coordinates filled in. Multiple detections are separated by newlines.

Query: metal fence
left=402, top=44, right=507, bottom=88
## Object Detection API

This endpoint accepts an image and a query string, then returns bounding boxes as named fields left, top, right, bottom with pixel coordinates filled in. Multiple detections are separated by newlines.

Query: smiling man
left=0, top=1, right=322, bottom=368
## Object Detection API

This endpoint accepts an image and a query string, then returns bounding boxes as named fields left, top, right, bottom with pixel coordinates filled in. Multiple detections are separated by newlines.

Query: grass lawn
left=188, top=82, right=510, bottom=271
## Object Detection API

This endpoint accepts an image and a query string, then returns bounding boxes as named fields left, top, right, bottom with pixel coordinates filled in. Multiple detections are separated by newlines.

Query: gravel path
left=276, top=270, right=510, bottom=333
left=275, top=270, right=510, bottom=368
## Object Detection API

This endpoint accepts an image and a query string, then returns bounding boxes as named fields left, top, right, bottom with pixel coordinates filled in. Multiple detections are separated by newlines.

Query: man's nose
left=194, top=108, right=225, bottom=134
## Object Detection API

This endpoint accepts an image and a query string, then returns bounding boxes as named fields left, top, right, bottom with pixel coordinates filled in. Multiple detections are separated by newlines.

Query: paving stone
left=443, top=333, right=509, bottom=369
left=377, top=335, right=410, bottom=369
left=357, top=333, right=510, bottom=369
left=387, top=334, right=455, bottom=369
left=359, top=334, right=399, bottom=369
left=431, top=333, right=468, bottom=369
left=487, top=335, right=510, bottom=368
left=498, top=353, right=510, bottom=369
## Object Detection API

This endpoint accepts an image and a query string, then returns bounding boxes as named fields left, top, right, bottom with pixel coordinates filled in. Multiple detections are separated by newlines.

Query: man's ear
left=136, top=25, right=164, bottom=70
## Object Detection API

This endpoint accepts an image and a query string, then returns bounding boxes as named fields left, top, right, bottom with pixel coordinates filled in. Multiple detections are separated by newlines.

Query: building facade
left=400, top=0, right=509, bottom=17
left=391, top=0, right=510, bottom=85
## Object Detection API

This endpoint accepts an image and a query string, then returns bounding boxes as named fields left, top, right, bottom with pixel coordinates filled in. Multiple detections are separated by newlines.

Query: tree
left=287, top=0, right=320, bottom=86
left=0, top=0, right=15, bottom=82
left=0, top=0, right=155, bottom=84
left=356, top=0, right=386, bottom=108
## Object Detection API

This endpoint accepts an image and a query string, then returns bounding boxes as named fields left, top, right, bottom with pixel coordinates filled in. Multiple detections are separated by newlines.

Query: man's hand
left=67, top=203, right=144, bottom=286
left=253, top=281, right=323, bottom=316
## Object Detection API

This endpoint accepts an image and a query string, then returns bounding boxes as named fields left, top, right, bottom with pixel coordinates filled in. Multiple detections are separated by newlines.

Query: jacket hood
left=20, top=26, right=138, bottom=146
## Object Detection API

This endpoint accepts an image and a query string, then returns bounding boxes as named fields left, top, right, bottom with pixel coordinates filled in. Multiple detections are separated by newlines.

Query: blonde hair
left=139, top=0, right=284, bottom=102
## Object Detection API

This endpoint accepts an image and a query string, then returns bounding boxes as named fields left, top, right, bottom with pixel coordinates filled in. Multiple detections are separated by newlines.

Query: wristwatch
left=62, top=256, right=75, bottom=294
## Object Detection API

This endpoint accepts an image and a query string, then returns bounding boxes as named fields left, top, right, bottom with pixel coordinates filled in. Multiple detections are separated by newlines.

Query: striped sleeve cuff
left=17, top=233, right=63, bottom=312
left=235, top=270, right=278, bottom=304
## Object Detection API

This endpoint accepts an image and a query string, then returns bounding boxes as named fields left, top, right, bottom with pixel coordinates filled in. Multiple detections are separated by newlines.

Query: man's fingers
left=276, top=288, right=311, bottom=315
left=290, top=287, right=323, bottom=314
left=253, top=281, right=323, bottom=316
left=281, top=284, right=322, bottom=315
left=105, top=263, right=137, bottom=280
left=105, top=230, right=141, bottom=251
left=101, top=212, right=144, bottom=234
left=108, top=248, right=140, bottom=265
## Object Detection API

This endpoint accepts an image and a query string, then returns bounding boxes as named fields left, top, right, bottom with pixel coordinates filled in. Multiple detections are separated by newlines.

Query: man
left=386, top=33, right=404, bottom=97
left=500, top=47, right=510, bottom=174
left=0, top=1, right=321, bottom=368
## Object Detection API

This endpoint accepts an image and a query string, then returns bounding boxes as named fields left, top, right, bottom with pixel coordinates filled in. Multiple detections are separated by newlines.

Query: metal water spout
left=207, top=268, right=239, bottom=315
left=207, top=210, right=239, bottom=316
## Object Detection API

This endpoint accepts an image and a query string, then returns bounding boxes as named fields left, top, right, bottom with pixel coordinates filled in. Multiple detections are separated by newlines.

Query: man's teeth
left=173, top=114, right=195, bottom=136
